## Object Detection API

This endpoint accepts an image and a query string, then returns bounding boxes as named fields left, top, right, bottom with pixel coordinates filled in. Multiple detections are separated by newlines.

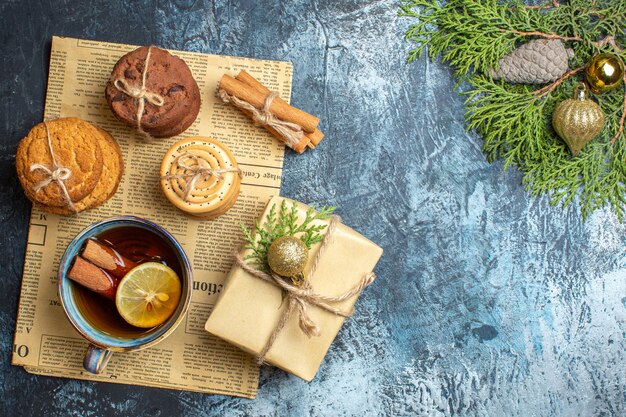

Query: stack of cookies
left=160, top=137, right=241, bottom=220
left=105, top=46, right=201, bottom=138
left=16, top=118, right=124, bottom=215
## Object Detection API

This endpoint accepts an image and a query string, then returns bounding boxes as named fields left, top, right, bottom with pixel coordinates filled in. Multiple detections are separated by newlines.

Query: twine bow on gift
left=161, top=152, right=242, bottom=201
left=29, top=122, right=77, bottom=213
left=234, top=215, right=377, bottom=364
left=217, top=89, right=304, bottom=149
left=112, top=46, right=165, bottom=138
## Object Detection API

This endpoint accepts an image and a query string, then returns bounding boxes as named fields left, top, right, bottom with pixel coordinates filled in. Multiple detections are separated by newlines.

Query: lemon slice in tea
left=115, top=262, right=182, bottom=328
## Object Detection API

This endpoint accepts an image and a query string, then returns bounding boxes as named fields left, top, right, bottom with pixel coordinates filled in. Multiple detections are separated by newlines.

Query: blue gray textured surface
left=0, top=0, right=625, bottom=416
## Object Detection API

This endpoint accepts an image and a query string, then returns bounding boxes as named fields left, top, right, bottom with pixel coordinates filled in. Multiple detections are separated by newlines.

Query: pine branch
left=401, top=0, right=626, bottom=220
left=532, top=66, right=584, bottom=98
left=612, top=73, right=626, bottom=144
left=519, top=0, right=559, bottom=10
left=240, top=202, right=335, bottom=272
left=504, top=28, right=581, bottom=42
left=594, top=35, right=624, bottom=53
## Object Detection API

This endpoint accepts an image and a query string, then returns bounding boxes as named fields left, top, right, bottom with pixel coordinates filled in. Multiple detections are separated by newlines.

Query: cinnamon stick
left=219, top=75, right=320, bottom=133
left=82, top=239, right=137, bottom=279
left=235, top=70, right=325, bottom=148
left=68, top=256, right=118, bottom=300
left=306, top=129, right=325, bottom=149
left=234, top=105, right=310, bottom=153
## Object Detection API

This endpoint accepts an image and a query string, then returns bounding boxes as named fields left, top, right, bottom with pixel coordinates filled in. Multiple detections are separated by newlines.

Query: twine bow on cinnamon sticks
left=30, top=122, right=77, bottom=213
left=161, top=152, right=242, bottom=201
left=234, top=215, right=377, bottom=364
left=112, top=46, right=164, bottom=138
left=218, top=70, right=325, bottom=154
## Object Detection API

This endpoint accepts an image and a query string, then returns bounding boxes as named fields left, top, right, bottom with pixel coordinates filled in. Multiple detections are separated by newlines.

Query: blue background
left=0, top=1, right=624, bottom=416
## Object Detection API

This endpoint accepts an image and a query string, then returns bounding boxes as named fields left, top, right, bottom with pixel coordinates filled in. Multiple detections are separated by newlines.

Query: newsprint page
left=12, top=36, right=293, bottom=398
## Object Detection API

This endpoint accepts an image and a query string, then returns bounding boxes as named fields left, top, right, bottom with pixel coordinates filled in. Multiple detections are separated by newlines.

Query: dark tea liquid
left=73, top=226, right=183, bottom=338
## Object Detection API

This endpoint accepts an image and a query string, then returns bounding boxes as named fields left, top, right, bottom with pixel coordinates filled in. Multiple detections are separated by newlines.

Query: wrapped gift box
left=204, top=196, right=383, bottom=381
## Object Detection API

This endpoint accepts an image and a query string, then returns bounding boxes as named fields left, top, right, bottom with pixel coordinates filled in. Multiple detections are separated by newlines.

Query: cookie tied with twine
left=27, top=122, right=77, bottom=213
left=106, top=46, right=201, bottom=139
left=16, top=118, right=123, bottom=215
left=112, top=46, right=164, bottom=138
left=160, top=137, right=242, bottom=220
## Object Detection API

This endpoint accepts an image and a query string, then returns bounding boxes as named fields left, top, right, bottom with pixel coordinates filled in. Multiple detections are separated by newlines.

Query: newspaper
left=12, top=36, right=292, bottom=398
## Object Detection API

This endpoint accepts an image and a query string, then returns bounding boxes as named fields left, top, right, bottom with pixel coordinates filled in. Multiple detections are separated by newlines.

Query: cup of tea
left=57, top=216, right=193, bottom=374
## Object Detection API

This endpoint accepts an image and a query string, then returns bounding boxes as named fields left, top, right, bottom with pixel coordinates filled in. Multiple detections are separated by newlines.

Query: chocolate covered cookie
left=105, top=46, right=201, bottom=138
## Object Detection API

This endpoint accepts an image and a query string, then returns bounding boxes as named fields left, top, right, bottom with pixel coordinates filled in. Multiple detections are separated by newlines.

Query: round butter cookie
left=160, top=137, right=241, bottom=219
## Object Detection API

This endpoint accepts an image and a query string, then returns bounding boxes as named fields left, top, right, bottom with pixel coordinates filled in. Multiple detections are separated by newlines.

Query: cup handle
left=83, top=345, right=113, bottom=374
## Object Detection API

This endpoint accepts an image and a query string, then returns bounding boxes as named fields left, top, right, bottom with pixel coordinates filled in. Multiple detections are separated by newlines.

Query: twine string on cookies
left=29, top=122, right=77, bottom=213
left=234, top=214, right=377, bottom=364
left=112, top=46, right=165, bottom=138
left=218, top=89, right=303, bottom=148
left=161, top=152, right=242, bottom=201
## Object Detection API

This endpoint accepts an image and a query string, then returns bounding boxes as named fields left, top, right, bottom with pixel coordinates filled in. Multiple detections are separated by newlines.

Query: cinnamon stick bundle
left=219, top=71, right=324, bottom=153
left=235, top=71, right=325, bottom=149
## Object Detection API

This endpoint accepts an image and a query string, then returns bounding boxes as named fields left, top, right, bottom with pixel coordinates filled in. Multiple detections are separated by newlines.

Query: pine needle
left=240, top=201, right=335, bottom=272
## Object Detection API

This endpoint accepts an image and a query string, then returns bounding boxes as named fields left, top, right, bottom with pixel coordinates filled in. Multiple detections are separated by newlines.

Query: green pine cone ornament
left=489, top=39, right=574, bottom=84
left=552, top=83, right=605, bottom=156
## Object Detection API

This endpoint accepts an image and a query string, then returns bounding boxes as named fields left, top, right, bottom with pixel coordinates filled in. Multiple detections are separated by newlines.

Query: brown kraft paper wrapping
left=204, top=196, right=383, bottom=381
